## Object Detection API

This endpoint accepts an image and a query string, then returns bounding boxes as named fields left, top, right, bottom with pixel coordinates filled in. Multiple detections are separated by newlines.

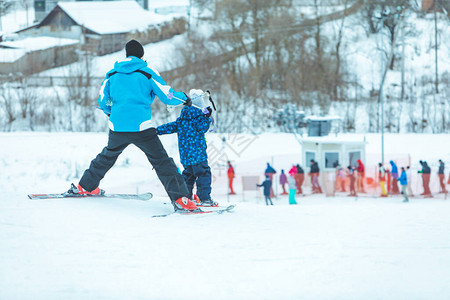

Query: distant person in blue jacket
left=265, top=163, right=277, bottom=197
left=257, top=175, right=274, bottom=205
left=399, top=167, right=409, bottom=203
left=157, top=89, right=217, bottom=207
left=68, top=40, right=198, bottom=213
left=390, top=160, right=400, bottom=194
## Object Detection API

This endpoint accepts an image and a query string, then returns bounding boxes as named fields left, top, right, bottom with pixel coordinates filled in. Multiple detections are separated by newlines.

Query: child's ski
left=152, top=204, right=235, bottom=218
left=28, top=192, right=153, bottom=201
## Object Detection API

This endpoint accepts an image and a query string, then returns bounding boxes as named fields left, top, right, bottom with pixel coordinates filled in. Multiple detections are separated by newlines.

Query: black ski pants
left=182, top=160, right=212, bottom=200
left=79, top=128, right=189, bottom=202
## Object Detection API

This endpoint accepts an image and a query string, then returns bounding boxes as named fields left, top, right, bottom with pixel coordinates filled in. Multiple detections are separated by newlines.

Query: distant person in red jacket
left=379, top=163, right=388, bottom=197
left=347, top=166, right=357, bottom=196
left=227, top=161, right=236, bottom=195
left=309, top=160, right=322, bottom=194
left=280, top=169, right=288, bottom=195
left=438, top=159, right=447, bottom=194
left=295, top=164, right=305, bottom=194
left=356, top=159, right=366, bottom=193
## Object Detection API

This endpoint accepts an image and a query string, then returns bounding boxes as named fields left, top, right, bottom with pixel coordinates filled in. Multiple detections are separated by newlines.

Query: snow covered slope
left=1, top=132, right=450, bottom=299
left=1, top=193, right=450, bottom=300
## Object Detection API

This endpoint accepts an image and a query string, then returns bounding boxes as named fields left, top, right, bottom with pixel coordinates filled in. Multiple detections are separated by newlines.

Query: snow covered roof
left=0, top=48, right=26, bottom=63
left=56, top=1, right=180, bottom=35
left=302, top=134, right=367, bottom=145
left=305, top=115, right=341, bottom=121
left=0, top=36, right=79, bottom=62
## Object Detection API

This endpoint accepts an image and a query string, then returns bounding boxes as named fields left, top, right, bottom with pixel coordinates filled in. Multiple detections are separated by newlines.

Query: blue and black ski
left=28, top=192, right=153, bottom=201
left=152, top=204, right=236, bottom=218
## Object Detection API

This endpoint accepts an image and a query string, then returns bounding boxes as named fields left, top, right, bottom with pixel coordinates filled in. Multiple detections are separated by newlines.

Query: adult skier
left=347, top=166, right=357, bottom=196
left=264, top=163, right=277, bottom=197
left=356, top=159, right=366, bottom=193
left=309, top=160, right=322, bottom=194
left=406, top=166, right=414, bottom=196
left=279, top=169, right=288, bottom=195
left=67, top=40, right=198, bottom=212
left=438, top=159, right=447, bottom=193
left=390, top=160, right=400, bottom=194
left=421, top=161, right=432, bottom=197
left=379, top=163, right=388, bottom=197
left=295, top=164, right=305, bottom=194
left=399, top=167, right=409, bottom=203
left=227, top=161, right=236, bottom=195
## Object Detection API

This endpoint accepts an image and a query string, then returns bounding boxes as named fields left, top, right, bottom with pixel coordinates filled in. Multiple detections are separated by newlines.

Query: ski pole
left=169, top=91, right=211, bottom=110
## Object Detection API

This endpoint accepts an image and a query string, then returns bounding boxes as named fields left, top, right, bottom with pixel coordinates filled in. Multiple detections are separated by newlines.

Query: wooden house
left=24, top=1, right=187, bottom=56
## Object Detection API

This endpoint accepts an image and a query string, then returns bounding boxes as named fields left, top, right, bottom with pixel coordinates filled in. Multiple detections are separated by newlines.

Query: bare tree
left=14, top=75, right=38, bottom=130
left=61, top=49, right=99, bottom=132
left=0, top=0, right=15, bottom=32
left=0, top=82, right=17, bottom=131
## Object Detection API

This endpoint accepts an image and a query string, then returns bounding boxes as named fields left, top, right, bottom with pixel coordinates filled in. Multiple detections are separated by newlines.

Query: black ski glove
left=183, top=93, right=192, bottom=107
left=202, top=107, right=213, bottom=118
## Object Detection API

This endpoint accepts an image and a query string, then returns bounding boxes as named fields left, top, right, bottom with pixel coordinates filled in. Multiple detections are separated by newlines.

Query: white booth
left=301, top=135, right=367, bottom=196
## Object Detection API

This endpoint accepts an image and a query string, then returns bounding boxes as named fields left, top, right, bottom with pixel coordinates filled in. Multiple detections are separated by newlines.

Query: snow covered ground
left=1, top=132, right=450, bottom=299
left=38, top=34, right=186, bottom=78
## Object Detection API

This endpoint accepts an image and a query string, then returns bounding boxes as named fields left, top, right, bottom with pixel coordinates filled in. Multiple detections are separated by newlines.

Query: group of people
left=335, top=159, right=366, bottom=197
left=56, top=39, right=449, bottom=213
left=256, top=163, right=301, bottom=206
left=67, top=40, right=217, bottom=213
left=378, top=162, right=409, bottom=201
left=378, top=159, right=448, bottom=202
left=257, top=160, right=321, bottom=206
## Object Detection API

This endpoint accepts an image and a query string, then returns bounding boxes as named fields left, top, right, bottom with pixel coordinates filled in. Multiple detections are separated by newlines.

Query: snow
left=0, top=48, right=27, bottom=63
left=0, top=8, right=35, bottom=33
left=0, top=37, right=78, bottom=63
left=1, top=3, right=450, bottom=298
left=56, top=1, right=183, bottom=35
left=149, top=0, right=189, bottom=9
left=38, top=34, right=186, bottom=77
left=1, top=132, right=450, bottom=299
left=0, top=36, right=78, bottom=51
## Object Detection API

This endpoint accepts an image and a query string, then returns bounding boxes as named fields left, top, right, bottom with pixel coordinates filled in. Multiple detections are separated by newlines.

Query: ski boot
left=195, top=195, right=219, bottom=207
left=173, top=197, right=200, bottom=212
left=65, top=183, right=105, bottom=196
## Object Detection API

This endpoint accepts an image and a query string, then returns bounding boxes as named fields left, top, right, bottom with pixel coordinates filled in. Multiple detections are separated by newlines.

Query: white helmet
left=189, top=89, right=207, bottom=108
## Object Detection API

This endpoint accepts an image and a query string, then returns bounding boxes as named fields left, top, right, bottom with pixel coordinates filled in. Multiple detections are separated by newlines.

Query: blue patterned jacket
left=157, top=106, right=211, bottom=167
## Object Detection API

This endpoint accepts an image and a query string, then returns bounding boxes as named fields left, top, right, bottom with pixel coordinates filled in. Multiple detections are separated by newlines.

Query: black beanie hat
left=126, top=40, right=144, bottom=58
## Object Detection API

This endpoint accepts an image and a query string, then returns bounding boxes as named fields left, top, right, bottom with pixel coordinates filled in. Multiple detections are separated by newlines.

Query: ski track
left=1, top=132, right=450, bottom=299
left=1, top=193, right=450, bottom=300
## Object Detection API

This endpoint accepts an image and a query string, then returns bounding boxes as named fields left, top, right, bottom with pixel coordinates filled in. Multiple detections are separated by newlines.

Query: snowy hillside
left=1, top=132, right=450, bottom=299
left=1, top=2, right=450, bottom=299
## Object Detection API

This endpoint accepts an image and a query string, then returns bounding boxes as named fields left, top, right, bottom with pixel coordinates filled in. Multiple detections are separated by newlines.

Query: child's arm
left=195, top=115, right=211, bottom=133
left=156, top=121, right=178, bottom=135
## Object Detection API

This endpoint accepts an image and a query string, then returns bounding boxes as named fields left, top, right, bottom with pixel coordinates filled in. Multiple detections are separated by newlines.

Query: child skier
left=257, top=175, right=273, bottom=205
left=156, top=89, right=218, bottom=207
left=67, top=39, right=197, bottom=213
left=288, top=168, right=297, bottom=204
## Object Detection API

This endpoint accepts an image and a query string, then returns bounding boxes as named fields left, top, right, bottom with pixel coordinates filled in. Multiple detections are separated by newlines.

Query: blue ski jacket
left=265, top=164, right=276, bottom=174
left=98, top=56, right=187, bottom=132
left=390, top=160, right=399, bottom=179
left=156, top=106, right=211, bottom=167
left=399, top=170, right=407, bottom=185
left=258, top=179, right=272, bottom=196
